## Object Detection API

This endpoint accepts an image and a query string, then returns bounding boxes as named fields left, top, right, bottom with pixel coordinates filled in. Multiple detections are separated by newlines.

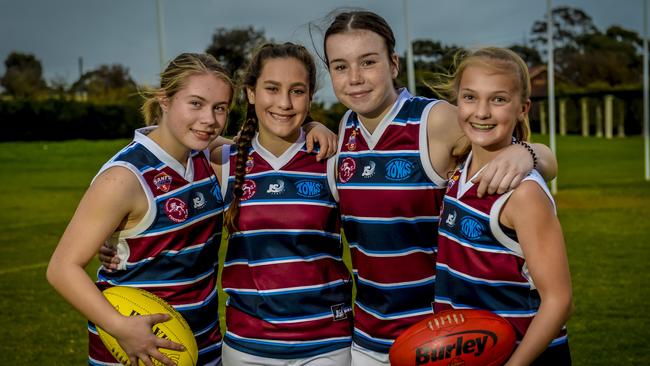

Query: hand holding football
left=97, top=286, right=198, bottom=366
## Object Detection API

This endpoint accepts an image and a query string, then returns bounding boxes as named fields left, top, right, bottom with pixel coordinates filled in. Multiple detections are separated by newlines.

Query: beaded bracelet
left=513, top=139, right=538, bottom=170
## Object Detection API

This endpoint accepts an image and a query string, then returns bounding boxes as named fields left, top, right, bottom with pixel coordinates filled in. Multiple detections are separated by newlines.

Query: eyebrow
left=187, top=94, right=229, bottom=104
left=460, top=87, right=511, bottom=94
left=187, top=94, right=207, bottom=101
left=329, top=52, right=380, bottom=64
left=262, top=80, right=307, bottom=88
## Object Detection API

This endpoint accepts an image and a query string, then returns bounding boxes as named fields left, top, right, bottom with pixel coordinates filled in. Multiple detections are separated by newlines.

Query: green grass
left=533, top=135, right=650, bottom=364
left=0, top=140, right=128, bottom=364
left=1, top=135, right=648, bottom=365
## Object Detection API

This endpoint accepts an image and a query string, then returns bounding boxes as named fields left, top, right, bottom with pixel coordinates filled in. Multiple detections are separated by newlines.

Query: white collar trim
left=457, top=151, right=485, bottom=198
left=134, top=126, right=194, bottom=181
left=251, top=129, right=306, bottom=171
left=357, top=88, right=411, bottom=150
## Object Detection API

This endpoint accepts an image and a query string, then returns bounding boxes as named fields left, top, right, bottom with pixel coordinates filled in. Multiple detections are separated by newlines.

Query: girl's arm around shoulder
left=501, top=181, right=573, bottom=366
left=303, top=121, right=338, bottom=161
left=208, top=136, right=235, bottom=152
left=427, top=101, right=464, bottom=178
left=476, top=143, right=557, bottom=197
left=209, top=145, right=226, bottom=187
left=529, top=143, right=557, bottom=181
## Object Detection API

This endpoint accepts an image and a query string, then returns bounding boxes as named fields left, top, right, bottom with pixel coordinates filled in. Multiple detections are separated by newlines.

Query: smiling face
left=325, top=29, right=399, bottom=123
left=158, top=73, right=231, bottom=158
left=457, top=63, right=530, bottom=151
left=247, top=57, right=311, bottom=149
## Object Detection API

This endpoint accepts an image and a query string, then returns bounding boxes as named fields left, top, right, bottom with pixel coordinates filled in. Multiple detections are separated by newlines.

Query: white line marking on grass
left=0, top=262, right=48, bottom=275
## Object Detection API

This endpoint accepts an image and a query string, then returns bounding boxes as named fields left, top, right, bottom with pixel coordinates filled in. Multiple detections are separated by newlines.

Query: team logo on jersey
left=192, top=191, right=206, bottom=209
left=164, top=197, right=188, bottom=223
left=445, top=210, right=457, bottom=227
left=345, top=129, right=359, bottom=151
left=240, top=179, right=257, bottom=201
left=338, top=157, right=356, bottom=183
left=153, top=172, right=172, bottom=192
left=331, top=303, right=351, bottom=321
left=245, top=155, right=255, bottom=173
left=385, top=158, right=415, bottom=181
left=361, top=161, right=376, bottom=179
left=266, top=179, right=285, bottom=195
left=295, top=180, right=323, bottom=198
left=460, top=216, right=485, bottom=240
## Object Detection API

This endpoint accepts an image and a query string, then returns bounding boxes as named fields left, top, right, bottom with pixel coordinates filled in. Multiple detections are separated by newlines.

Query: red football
left=389, top=309, right=516, bottom=366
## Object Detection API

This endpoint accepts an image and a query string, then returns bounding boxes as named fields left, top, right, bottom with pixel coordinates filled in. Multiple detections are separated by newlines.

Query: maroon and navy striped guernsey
left=435, top=152, right=570, bottom=361
left=220, top=130, right=353, bottom=359
left=89, top=127, right=224, bottom=366
left=336, top=89, right=448, bottom=354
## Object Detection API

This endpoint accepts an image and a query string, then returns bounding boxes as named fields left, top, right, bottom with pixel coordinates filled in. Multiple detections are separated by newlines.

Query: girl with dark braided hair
left=215, top=42, right=353, bottom=365
left=91, top=48, right=338, bottom=365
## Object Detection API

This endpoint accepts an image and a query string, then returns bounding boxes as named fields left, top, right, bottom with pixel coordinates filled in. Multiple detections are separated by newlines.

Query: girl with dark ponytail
left=216, top=42, right=353, bottom=365
left=320, top=10, right=560, bottom=365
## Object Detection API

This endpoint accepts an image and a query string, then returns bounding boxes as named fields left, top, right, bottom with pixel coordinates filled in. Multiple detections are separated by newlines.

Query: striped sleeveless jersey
left=89, top=127, right=224, bottom=366
left=336, top=90, right=447, bottom=354
left=221, top=131, right=353, bottom=359
left=435, top=153, right=569, bottom=357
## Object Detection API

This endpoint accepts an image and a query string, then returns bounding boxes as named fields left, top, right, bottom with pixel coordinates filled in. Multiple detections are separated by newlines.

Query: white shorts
left=222, top=342, right=351, bottom=366
left=350, top=342, right=390, bottom=366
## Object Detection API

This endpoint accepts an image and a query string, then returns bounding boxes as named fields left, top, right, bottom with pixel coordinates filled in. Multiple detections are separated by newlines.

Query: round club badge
left=338, top=157, right=356, bottom=183
left=164, top=197, right=188, bottom=223
left=240, top=179, right=257, bottom=201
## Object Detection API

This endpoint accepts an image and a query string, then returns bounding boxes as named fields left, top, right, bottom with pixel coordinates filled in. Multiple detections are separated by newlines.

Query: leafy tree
left=562, top=26, right=643, bottom=86
left=509, top=44, right=543, bottom=68
left=49, top=75, right=69, bottom=99
left=606, top=25, right=642, bottom=47
left=71, top=64, right=137, bottom=101
left=205, top=26, right=268, bottom=77
left=398, top=39, right=459, bottom=97
left=310, top=101, right=346, bottom=133
left=530, top=6, right=598, bottom=54
left=1, top=52, right=47, bottom=98
left=530, top=7, right=642, bottom=87
left=410, top=39, right=458, bottom=74
left=205, top=27, right=268, bottom=134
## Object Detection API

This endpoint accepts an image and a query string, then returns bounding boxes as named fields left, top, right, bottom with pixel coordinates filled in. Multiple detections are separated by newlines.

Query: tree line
left=0, top=7, right=645, bottom=140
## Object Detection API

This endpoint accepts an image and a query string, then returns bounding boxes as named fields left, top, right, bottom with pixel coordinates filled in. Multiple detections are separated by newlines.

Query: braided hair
left=223, top=42, right=317, bottom=233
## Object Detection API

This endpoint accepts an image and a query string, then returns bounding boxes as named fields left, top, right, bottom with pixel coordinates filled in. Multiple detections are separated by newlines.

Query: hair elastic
left=512, top=139, right=538, bottom=170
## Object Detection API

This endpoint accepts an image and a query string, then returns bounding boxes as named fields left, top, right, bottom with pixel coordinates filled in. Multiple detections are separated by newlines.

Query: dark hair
left=323, top=10, right=396, bottom=66
left=224, top=42, right=317, bottom=234
left=140, top=53, right=233, bottom=126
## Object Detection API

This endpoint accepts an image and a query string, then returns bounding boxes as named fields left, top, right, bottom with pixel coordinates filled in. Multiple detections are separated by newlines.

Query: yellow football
left=97, top=286, right=198, bottom=366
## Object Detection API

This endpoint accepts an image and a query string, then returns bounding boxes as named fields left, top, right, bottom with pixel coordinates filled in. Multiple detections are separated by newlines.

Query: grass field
left=0, top=135, right=648, bottom=365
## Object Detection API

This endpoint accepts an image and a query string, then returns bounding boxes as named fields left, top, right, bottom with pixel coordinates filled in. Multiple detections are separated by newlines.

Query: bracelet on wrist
left=512, top=139, right=538, bottom=170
